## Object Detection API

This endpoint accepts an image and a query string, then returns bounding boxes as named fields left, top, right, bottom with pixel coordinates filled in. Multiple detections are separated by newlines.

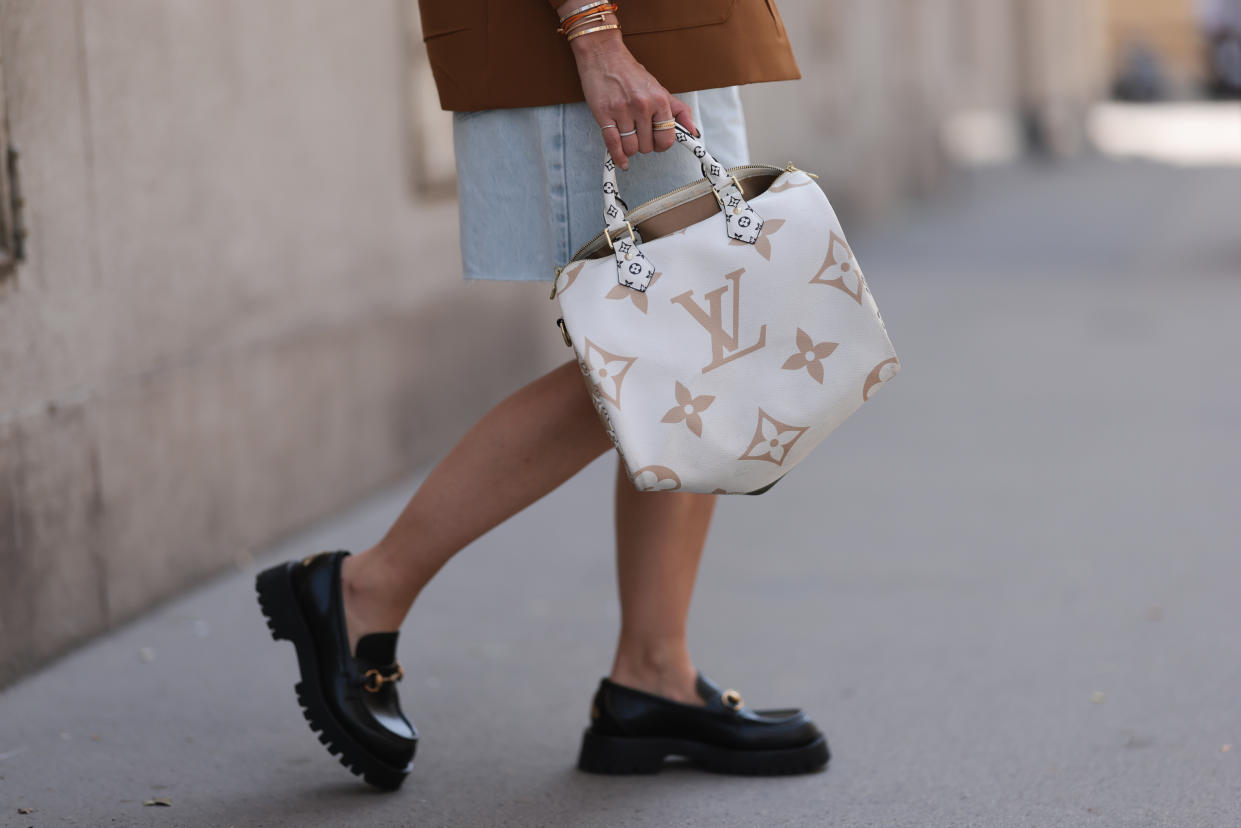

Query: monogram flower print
left=660, top=380, right=716, bottom=438
left=583, top=338, right=637, bottom=408
left=862, top=357, right=900, bottom=401
left=606, top=272, right=662, bottom=312
left=632, top=465, right=682, bottom=492
left=768, top=174, right=814, bottom=192
left=739, top=409, right=809, bottom=466
left=613, top=238, right=657, bottom=292
left=781, top=328, right=838, bottom=384
left=810, top=232, right=864, bottom=303
left=555, top=261, right=584, bottom=297
left=729, top=218, right=786, bottom=261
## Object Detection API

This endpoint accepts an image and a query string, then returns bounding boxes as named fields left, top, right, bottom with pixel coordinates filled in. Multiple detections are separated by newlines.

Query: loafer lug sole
left=577, top=729, right=829, bottom=776
left=256, top=561, right=414, bottom=791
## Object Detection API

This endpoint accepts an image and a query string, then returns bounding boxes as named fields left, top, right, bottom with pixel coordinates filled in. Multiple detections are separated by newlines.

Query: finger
left=651, top=100, right=676, bottom=152
left=669, top=95, right=698, bottom=139
left=634, top=99, right=656, bottom=154
left=600, top=122, right=627, bottom=170
left=618, top=119, right=640, bottom=159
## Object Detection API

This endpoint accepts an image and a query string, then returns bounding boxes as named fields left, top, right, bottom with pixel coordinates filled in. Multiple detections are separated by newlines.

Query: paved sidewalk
left=2, top=159, right=1240, bottom=827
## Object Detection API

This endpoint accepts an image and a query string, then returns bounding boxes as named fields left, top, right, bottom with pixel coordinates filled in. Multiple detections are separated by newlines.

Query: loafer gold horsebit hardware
left=362, top=664, right=405, bottom=693
left=292, top=553, right=404, bottom=693
left=721, top=688, right=744, bottom=711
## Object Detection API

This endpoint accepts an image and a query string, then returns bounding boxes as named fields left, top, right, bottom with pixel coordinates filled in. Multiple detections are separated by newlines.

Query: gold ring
left=652, top=118, right=676, bottom=130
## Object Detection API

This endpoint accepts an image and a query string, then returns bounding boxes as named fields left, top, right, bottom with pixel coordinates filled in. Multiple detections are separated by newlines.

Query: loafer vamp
left=328, top=674, right=417, bottom=761
left=751, top=706, right=803, bottom=718
left=598, top=679, right=822, bottom=752
left=294, top=552, right=417, bottom=763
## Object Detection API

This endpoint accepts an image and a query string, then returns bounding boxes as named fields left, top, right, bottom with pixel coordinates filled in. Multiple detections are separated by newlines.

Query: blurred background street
left=2, top=0, right=1240, bottom=826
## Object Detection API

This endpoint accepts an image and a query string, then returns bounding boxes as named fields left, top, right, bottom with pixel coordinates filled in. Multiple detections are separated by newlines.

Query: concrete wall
left=0, top=0, right=562, bottom=687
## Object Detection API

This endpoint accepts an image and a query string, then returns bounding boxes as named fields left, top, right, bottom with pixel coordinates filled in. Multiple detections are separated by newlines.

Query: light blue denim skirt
left=452, top=86, right=750, bottom=282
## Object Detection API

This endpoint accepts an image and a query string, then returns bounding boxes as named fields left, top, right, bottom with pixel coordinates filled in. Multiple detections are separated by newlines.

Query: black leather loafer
left=255, top=550, right=417, bottom=790
left=577, top=673, right=829, bottom=775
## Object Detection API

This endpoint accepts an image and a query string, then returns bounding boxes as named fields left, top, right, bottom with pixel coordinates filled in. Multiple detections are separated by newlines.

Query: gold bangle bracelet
left=566, top=22, right=620, bottom=42
left=558, top=12, right=611, bottom=34
left=558, top=0, right=611, bottom=22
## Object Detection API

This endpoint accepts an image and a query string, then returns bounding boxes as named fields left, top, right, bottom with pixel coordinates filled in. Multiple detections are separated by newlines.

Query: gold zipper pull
left=784, top=162, right=819, bottom=179
left=549, top=266, right=563, bottom=300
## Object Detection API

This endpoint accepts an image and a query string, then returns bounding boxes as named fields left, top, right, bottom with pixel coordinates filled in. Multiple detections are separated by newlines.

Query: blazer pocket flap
left=621, top=0, right=737, bottom=35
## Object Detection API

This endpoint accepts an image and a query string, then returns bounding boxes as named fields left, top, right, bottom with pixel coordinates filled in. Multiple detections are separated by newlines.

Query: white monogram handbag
left=550, top=125, right=899, bottom=495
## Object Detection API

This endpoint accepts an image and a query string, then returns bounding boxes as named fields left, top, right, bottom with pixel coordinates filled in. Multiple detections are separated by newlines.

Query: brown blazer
left=417, top=0, right=800, bottom=111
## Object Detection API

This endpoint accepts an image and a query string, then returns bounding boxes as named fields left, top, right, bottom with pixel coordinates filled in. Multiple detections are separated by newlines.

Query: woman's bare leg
left=339, top=359, right=613, bottom=652
left=608, top=458, right=718, bottom=705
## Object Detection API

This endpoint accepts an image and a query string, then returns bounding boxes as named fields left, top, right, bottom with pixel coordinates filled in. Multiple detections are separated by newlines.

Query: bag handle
left=601, top=123, right=765, bottom=292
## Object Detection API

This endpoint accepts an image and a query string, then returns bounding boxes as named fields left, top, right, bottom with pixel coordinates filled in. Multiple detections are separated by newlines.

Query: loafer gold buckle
left=721, top=688, right=744, bottom=711
left=362, top=663, right=405, bottom=693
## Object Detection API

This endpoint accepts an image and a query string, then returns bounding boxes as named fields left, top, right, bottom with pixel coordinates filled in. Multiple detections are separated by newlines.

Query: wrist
left=556, top=0, right=622, bottom=52
left=567, top=17, right=623, bottom=56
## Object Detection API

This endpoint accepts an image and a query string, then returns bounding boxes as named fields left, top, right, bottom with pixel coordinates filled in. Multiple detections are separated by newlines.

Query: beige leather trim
left=638, top=172, right=777, bottom=243
left=579, top=169, right=780, bottom=260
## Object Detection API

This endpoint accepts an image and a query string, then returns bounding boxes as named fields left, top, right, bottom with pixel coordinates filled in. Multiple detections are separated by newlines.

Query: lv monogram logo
left=670, top=268, right=767, bottom=374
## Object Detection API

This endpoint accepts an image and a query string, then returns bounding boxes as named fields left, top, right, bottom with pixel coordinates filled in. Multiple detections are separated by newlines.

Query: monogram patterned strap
left=672, top=125, right=764, bottom=245
left=601, top=124, right=764, bottom=293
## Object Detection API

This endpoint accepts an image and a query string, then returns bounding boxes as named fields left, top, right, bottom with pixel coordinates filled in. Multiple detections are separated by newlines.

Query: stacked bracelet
left=558, top=0, right=614, bottom=25
left=566, top=23, right=620, bottom=42
left=557, top=1, right=619, bottom=41
left=558, top=12, right=608, bottom=33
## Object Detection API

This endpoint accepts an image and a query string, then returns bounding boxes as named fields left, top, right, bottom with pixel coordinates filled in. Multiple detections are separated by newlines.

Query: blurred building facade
left=1106, top=0, right=1206, bottom=94
left=1, top=0, right=1112, bottom=686
left=743, top=0, right=1108, bottom=218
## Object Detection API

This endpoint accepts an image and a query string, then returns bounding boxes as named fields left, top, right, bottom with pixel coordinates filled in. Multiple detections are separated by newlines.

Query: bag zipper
left=549, top=162, right=817, bottom=299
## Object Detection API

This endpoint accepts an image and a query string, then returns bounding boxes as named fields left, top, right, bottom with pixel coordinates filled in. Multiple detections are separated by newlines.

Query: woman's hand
left=562, top=13, right=698, bottom=170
